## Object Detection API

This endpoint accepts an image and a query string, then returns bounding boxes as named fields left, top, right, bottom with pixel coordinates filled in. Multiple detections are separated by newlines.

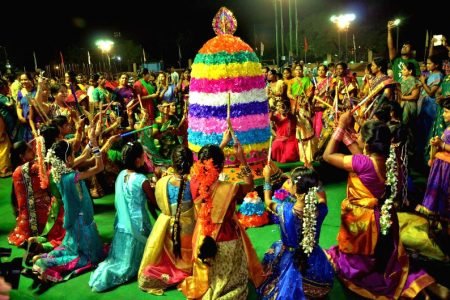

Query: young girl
left=89, top=141, right=154, bottom=292
left=258, top=165, right=334, bottom=299
left=138, top=145, right=194, bottom=294
left=32, top=128, right=105, bottom=282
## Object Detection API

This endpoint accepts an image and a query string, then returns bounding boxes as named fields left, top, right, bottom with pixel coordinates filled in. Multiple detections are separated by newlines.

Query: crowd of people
left=0, top=21, right=449, bottom=300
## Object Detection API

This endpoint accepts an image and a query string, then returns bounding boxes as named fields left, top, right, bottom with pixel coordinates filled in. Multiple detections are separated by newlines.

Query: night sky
left=1, top=0, right=447, bottom=71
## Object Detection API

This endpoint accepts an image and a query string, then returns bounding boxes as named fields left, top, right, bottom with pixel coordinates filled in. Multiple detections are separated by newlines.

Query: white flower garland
left=301, top=186, right=319, bottom=256
left=45, top=149, right=73, bottom=184
left=380, top=146, right=398, bottom=235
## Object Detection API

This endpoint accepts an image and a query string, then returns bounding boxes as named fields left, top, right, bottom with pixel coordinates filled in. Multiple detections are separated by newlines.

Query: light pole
left=279, top=0, right=284, bottom=60
left=95, top=39, right=114, bottom=72
left=330, top=14, right=355, bottom=62
left=274, top=0, right=279, bottom=67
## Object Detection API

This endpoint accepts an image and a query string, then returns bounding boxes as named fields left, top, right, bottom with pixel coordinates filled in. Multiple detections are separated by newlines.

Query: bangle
left=263, top=182, right=272, bottom=191
left=92, top=147, right=100, bottom=155
left=332, top=127, right=345, bottom=142
left=343, top=130, right=355, bottom=146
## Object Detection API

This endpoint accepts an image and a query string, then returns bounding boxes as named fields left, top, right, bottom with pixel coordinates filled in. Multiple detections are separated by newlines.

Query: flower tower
left=188, top=7, right=270, bottom=181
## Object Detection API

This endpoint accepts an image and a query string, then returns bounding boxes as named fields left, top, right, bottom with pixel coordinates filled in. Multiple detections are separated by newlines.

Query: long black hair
left=10, top=141, right=32, bottom=217
left=360, top=120, right=392, bottom=157
left=198, top=144, right=225, bottom=172
left=121, top=141, right=144, bottom=172
left=170, top=145, right=194, bottom=258
left=51, top=140, right=72, bottom=163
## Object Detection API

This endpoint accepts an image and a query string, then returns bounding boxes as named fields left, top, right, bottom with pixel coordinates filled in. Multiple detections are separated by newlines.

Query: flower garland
left=301, top=186, right=318, bottom=256
left=36, top=135, right=49, bottom=189
left=380, top=146, right=398, bottom=235
left=192, top=159, right=220, bottom=237
left=45, top=149, right=73, bottom=184
left=272, top=188, right=293, bottom=203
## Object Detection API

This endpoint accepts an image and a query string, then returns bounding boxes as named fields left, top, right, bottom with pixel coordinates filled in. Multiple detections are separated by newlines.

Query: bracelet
left=343, top=130, right=356, bottom=146
left=332, top=127, right=345, bottom=142
left=92, top=147, right=100, bottom=155
left=263, top=181, right=272, bottom=191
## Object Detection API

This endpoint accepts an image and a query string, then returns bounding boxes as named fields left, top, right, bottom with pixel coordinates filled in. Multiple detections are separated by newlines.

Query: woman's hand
left=94, top=118, right=102, bottom=138
left=338, top=111, right=353, bottom=129
left=88, top=126, right=97, bottom=146
left=430, top=136, right=442, bottom=147
left=263, top=164, right=272, bottom=182
left=234, top=141, right=246, bottom=163
left=0, top=276, right=11, bottom=299
left=220, top=129, right=232, bottom=149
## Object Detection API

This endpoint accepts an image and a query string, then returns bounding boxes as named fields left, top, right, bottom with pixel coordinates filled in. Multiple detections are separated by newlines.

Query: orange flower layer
left=198, top=34, right=254, bottom=54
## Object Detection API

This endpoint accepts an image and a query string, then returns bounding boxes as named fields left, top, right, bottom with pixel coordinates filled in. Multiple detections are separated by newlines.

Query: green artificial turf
left=0, top=170, right=435, bottom=300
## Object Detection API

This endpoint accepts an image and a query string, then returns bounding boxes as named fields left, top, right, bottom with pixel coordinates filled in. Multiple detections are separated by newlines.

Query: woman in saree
left=257, top=164, right=334, bottom=299
left=312, top=64, right=332, bottom=139
left=179, top=131, right=264, bottom=299
left=323, top=112, right=436, bottom=299
left=288, top=65, right=317, bottom=164
left=32, top=123, right=105, bottom=283
left=407, top=99, right=450, bottom=262
left=138, top=145, right=194, bottom=294
left=8, top=126, right=65, bottom=255
left=270, top=99, right=299, bottom=163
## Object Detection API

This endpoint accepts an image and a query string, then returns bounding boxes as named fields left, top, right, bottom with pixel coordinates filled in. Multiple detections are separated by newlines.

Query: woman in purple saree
left=323, top=112, right=435, bottom=299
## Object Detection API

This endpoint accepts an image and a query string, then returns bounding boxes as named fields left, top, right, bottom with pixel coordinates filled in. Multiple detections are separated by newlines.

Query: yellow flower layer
left=191, top=62, right=262, bottom=80
left=188, top=140, right=270, bottom=155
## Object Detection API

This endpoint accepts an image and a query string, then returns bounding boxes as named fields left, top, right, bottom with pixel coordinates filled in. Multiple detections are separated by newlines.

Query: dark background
left=1, top=0, right=447, bottom=72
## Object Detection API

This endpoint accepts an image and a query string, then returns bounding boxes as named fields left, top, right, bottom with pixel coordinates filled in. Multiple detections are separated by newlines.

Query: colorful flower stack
left=237, top=191, right=269, bottom=228
left=187, top=7, right=271, bottom=181
left=270, top=189, right=294, bottom=224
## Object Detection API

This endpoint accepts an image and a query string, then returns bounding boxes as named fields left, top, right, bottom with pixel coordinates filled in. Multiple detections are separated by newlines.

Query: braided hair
left=290, top=166, right=320, bottom=275
left=171, top=145, right=193, bottom=258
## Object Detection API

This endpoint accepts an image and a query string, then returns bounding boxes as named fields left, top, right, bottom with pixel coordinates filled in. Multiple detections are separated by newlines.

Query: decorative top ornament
left=212, top=7, right=237, bottom=36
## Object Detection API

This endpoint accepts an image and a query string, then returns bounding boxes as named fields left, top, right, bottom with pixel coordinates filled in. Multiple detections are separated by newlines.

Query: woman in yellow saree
left=180, top=132, right=264, bottom=299
left=138, top=145, right=195, bottom=295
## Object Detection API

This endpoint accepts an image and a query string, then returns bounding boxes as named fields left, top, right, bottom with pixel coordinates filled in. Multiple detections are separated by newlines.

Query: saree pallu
left=416, top=143, right=450, bottom=222
left=398, top=212, right=448, bottom=261
left=179, top=182, right=264, bottom=299
left=327, top=172, right=435, bottom=299
left=138, top=176, right=195, bottom=295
